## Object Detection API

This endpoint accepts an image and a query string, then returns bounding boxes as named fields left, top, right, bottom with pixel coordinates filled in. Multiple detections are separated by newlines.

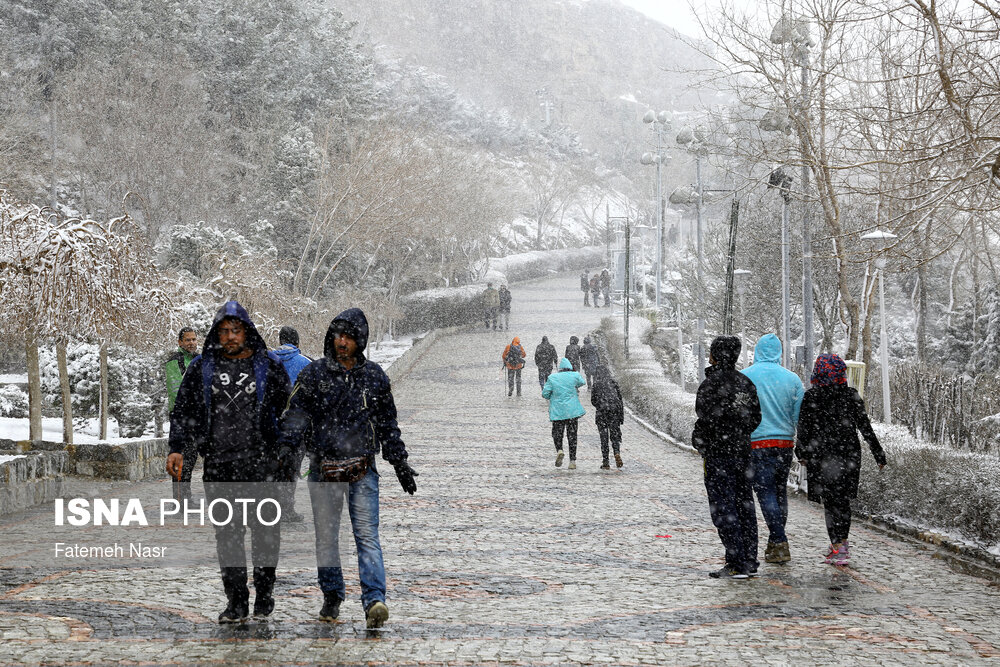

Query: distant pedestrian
left=164, top=326, right=199, bottom=499
left=502, top=337, right=526, bottom=397
left=498, top=284, right=512, bottom=331
left=600, top=269, right=611, bottom=307
left=564, top=336, right=582, bottom=372
left=165, top=327, right=198, bottom=413
left=591, top=364, right=624, bottom=469
left=579, top=336, right=599, bottom=390
left=273, top=326, right=312, bottom=386
left=272, top=325, right=314, bottom=524
left=692, top=336, right=762, bottom=579
left=542, top=358, right=586, bottom=470
left=533, top=336, right=559, bottom=389
left=482, top=283, right=500, bottom=330
left=741, top=334, right=803, bottom=564
left=580, top=270, right=591, bottom=306
left=796, top=353, right=886, bottom=566
left=589, top=274, right=601, bottom=307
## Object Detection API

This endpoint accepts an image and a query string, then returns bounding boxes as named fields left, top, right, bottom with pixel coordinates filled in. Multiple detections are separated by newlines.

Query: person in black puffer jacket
left=579, top=336, right=600, bottom=390
left=796, top=353, right=887, bottom=566
left=277, top=307, right=417, bottom=629
left=692, top=336, right=762, bottom=579
left=590, top=364, right=624, bottom=469
left=564, top=336, right=582, bottom=372
left=534, top=336, right=559, bottom=389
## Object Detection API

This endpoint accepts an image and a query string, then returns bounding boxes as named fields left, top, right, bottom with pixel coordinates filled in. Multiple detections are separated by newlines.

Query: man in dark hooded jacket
left=692, top=336, right=762, bottom=579
left=533, top=336, right=558, bottom=389
left=167, top=301, right=292, bottom=623
left=277, top=308, right=418, bottom=630
left=579, top=337, right=599, bottom=390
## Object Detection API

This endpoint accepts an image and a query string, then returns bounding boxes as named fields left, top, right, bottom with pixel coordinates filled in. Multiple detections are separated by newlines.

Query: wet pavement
left=2, top=273, right=1000, bottom=665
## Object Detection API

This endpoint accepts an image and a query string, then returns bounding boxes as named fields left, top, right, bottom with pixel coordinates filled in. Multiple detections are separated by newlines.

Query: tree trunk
left=25, top=337, right=42, bottom=443
left=916, top=264, right=928, bottom=364
left=57, top=340, right=73, bottom=445
left=99, top=343, right=109, bottom=440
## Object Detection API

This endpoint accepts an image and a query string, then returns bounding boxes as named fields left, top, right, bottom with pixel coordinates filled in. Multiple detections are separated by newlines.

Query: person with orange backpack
left=502, top=337, right=526, bottom=397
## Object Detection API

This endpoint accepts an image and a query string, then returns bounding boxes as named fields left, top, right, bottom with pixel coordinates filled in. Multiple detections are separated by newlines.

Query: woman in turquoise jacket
left=542, top=358, right=586, bottom=469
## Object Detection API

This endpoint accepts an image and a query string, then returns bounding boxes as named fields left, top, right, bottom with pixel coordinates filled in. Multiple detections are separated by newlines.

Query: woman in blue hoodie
left=542, top=358, right=586, bottom=470
left=740, top=334, right=804, bottom=564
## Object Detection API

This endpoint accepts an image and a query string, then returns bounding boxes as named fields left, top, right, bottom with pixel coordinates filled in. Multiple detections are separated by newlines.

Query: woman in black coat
left=590, top=364, right=624, bottom=469
left=795, top=353, right=887, bottom=566
left=564, top=336, right=582, bottom=373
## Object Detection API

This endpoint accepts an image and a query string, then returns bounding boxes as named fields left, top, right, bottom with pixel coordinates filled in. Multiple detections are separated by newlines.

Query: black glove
left=393, top=461, right=419, bottom=495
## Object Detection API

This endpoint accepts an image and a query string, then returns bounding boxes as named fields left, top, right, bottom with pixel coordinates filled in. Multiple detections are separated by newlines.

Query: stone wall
left=0, top=450, right=67, bottom=515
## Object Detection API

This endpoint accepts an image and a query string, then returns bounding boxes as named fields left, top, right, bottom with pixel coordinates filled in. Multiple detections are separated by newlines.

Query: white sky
left=619, top=0, right=763, bottom=38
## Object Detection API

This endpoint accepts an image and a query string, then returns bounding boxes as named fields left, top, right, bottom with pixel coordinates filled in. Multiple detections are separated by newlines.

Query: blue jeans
left=750, top=447, right=794, bottom=543
left=308, top=465, right=386, bottom=610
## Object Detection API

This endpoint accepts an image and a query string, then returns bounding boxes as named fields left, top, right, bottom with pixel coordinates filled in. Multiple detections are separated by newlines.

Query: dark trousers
left=203, top=460, right=282, bottom=603
left=822, top=493, right=852, bottom=544
left=596, top=415, right=621, bottom=461
left=583, top=368, right=593, bottom=390
left=583, top=290, right=590, bottom=306
left=552, top=418, right=578, bottom=460
left=507, top=368, right=522, bottom=396
left=703, top=453, right=758, bottom=573
left=484, top=307, right=497, bottom=329
left=538, top=368, right=552, bottom=389
left=602, top=287, right=611, bottom=306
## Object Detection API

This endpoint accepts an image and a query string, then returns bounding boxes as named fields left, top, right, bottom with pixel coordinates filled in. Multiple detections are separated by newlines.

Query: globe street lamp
left=861, top=229, right=897, bottom=424
left=641, top=109, right=671, bottom=310
left=668, top=272, right=686, bottom=391
left=733, top=269, right=752, bottom=367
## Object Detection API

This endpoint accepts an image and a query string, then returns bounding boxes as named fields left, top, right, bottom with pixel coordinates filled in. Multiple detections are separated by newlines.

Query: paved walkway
left=3, top=273, right=1000, bottom=665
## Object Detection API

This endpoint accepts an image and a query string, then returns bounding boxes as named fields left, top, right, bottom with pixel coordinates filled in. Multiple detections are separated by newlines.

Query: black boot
left=318, top=591, right=343, bottom=621
left=219, top=567, right=249, bottom=623
left=252, top=567, right=276, bottom=618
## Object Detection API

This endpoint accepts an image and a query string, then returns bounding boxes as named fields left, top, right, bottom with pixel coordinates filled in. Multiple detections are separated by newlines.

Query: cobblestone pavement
left=3, top=274, right=1000, bottom=665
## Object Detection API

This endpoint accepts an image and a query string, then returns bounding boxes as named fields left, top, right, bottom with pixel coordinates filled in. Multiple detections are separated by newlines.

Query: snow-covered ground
left=367, top=332, right=424, bottom=369
left=0, top=454, right=26, bottom=464
left=0, top=416, right=137, bottom=444
left=0, top=374, right=27, bottom=384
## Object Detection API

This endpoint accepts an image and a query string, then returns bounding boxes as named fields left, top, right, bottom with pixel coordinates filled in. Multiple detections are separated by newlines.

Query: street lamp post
left=669, top=274, right=686, bottom=391
left=770, top=14, right=817, bottom=373
left=861, top=229, right=897, bottom=423
left=734, top=269, right=752, bottom=367
left=676, top=126, right=709, bottom=380
left=767, top=168, right=794, bottom=368
left=641, top=109, right=671, bottom=311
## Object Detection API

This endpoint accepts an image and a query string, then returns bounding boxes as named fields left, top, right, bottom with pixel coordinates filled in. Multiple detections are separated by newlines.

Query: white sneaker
left=568, top=461, right=577, bottom=470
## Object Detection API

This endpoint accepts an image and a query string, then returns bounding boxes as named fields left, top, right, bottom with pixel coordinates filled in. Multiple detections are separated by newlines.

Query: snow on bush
left=0, top=385, right=28, bottom=418
left=399, top=247, right=603, bottom=332
left=856, top=423, right=1000, bottom=550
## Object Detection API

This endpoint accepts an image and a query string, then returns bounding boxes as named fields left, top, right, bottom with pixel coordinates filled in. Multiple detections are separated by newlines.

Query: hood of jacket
left=202, top=301, right=266, bottom=357
left=569, top=336, right=579, bottom=345
left=324, top=308, right=370, bottom=361
left=512, top=336, right=521, bottom=346
left=274, top=344, right=302, bottom=362
left=753, top=334, right=783, bottom=365
left=710, top=335, right=741, bottom=369
left=558, top=357, right=573, bottom=371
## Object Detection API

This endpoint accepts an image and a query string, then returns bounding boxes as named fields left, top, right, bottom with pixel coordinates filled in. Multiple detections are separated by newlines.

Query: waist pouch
left=320, top=455, right=372, bottom=483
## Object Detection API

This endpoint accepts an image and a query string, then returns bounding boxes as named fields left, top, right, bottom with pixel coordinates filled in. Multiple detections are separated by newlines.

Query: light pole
left=767, top=168, right=794, bottom=368
left=862, top=229, right=897, bottom=423
left=770, top=14, right=816, bottom=373
left=641, top=109, right=671, bottom=311
left=669, top=273, right=686, bottom=391
left=733, top=269, right=752, bottom=367
left=676, top=125, right=709, bottom=380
